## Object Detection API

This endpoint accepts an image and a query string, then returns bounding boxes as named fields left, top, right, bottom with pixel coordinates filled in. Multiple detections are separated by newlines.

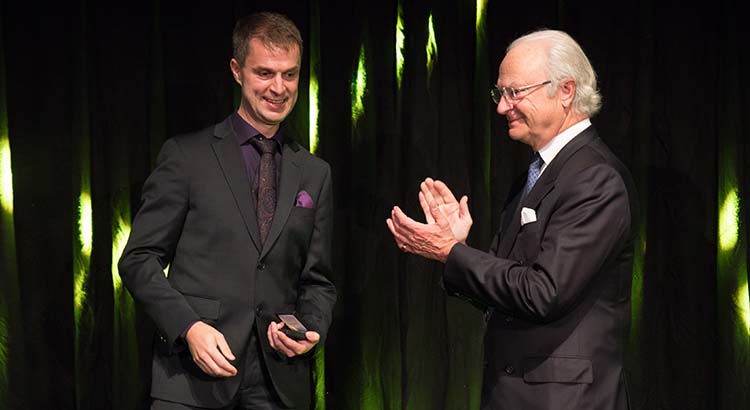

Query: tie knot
left=530, top=153, right=543, bottom=171
left=523, top=153, right=544, bottom=196
left=251, top=137, right=277, bottom=155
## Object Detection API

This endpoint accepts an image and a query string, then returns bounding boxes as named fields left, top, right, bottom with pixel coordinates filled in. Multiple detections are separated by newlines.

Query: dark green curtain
left=0, top=0, right=748, bottom=409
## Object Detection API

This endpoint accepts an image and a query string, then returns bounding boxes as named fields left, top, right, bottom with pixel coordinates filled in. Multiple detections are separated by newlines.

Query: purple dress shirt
left=231, top=112, right=283, bottom=202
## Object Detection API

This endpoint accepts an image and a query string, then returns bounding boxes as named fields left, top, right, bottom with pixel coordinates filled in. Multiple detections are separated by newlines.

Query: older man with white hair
left=387, top=30, right=638, bottom=410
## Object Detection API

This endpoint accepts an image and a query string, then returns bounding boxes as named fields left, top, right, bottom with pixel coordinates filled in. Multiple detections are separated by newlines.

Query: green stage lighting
left=476, top=0, right=487, bottom=31
left=352, top=45, right=367, bottom=123
left=719, top=188, right=738, bottom=251
left=738, top=282, right=750, bottom=335
left=426, top=13, right=437, bottom=80
left=310, top=74, right=319, bottom=154
left=111, top=217, right=131, bottom=293
left=396, top=3, right=405, bottom=89
left=0, top=138, right=12, bottom=215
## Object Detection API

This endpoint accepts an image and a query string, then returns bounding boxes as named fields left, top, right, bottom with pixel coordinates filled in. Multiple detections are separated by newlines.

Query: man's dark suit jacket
left=119, top=116, right=336, bottom=409
left=445, top=126, right=637, bottom=410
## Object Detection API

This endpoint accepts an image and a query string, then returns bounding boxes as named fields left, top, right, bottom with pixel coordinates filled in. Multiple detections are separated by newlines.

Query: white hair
left=508, top=30, right=602, bottom=117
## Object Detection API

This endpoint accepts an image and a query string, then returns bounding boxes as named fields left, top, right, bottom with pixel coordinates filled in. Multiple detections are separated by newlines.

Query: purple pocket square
left=295, top=190, right=314, bottom=208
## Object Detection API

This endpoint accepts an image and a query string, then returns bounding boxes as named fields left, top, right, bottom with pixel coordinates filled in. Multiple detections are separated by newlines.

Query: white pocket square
left=520, top=207, right=537, bottom=226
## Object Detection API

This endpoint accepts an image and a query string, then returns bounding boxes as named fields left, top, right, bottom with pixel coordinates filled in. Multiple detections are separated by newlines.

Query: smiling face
left=495, top=43, right=566, bottom=151
left=230, top=37, right=300, bottom=137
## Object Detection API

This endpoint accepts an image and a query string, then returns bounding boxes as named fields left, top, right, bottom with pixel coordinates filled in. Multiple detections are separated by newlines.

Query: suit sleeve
left=296, top=163, right=337, bottom=344
left=118, top=138, right=199, bottom=350
left=444, top=164, right=631, bottom=323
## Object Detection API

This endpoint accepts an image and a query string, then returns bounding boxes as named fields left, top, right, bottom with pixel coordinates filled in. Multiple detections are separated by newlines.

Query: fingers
left=268, top=322, right=295, bottom=357
left=305, top=331, right=321, bottom=344
left=388, top=204, right=442, bottom=253
left=418, top=191, right=436, bottom=224
left=459, top=195, right=473, bottom=228
left=420, top=181, right=439, bottom=208
left=386, top=217, right=410, bottom=252
left=186, top=324, right=237, bottom=377
left=459, top=195, right=471, bottom=219
left=423, top=178, right=444, bottom=206
left=216, top=335, right=236, bottom=361
left=430, top=205, right=451, bottom=229
left=389, top=207, right=413, bottom=235
left=269, top=322, right=296, bottom=357
left=267, top=322, right=319, bottom=358
left=433, top=180, right=458, bottom=204
left=421, top=190, right=451, bottom=227
left=204, top=339, right=237, bottom=376
left=389, top=206, right=423, bottom=240
left=391, top=206, right=419, bottom=227
left=386, top=217, right=401, bottom=241
left=267, top=321, right=281, bottom=353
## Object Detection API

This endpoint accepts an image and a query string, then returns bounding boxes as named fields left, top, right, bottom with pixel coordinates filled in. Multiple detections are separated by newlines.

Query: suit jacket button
left=483, top=310, right=493, bottom=322
left=504, top=365, right=515, bottom=375
left=257, top=262, right=266, bottom=270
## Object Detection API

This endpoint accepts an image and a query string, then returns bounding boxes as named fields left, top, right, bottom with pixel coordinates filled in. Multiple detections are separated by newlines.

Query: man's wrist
left=181, top=320, right=199, bottom=341
left=440, top=239, right=459, bottom=263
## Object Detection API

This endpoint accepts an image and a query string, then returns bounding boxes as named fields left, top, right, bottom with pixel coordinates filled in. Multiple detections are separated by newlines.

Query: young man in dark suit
left=119, top=12, right=336, bottom=410
left=388, top=30, right=637, bottom=410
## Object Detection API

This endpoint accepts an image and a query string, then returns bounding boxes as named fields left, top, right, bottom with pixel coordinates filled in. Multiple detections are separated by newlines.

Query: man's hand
left=419, top=178, right=473, bottom=244
left=185, top=321, right=237, bottom=377
left=267, top=322, right=320, bottom=358
left=386, top=202, right=458, bottom=263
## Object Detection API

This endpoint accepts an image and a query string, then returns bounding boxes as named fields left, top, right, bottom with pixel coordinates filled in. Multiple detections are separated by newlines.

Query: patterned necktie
left=251, top=137, right=277, bottom=244
left=523, top=153, right=543, bottom=196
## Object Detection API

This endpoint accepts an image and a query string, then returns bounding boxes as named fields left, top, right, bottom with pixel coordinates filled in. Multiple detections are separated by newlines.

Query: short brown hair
left=232, top=12, right=303, bottom=66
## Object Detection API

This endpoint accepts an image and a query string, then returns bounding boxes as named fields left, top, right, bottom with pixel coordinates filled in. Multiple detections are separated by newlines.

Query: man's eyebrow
left=251, top=65, right=300, bottom=72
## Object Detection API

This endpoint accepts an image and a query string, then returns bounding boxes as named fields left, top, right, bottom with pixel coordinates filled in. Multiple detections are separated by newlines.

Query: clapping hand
left=386, top=178, right=473, bottom=262
left=419, top=178, right=472, bottom=244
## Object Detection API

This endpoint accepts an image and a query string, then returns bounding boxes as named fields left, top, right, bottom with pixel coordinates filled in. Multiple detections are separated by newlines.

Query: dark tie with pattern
left=251, top=137, right=277, bottom=244
left=523, top=153, right=544, bottom=197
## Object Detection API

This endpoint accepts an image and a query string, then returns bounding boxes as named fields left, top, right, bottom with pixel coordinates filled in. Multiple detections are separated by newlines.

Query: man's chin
left=260, top=110, right=290, bottom=124
left=507, top=128, right=527, bottom=142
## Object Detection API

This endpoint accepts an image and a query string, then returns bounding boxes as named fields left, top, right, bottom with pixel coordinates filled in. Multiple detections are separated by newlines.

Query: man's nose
left=496, top=95, right=513, bottom=115
left=270, top=74, right=285, bottom=93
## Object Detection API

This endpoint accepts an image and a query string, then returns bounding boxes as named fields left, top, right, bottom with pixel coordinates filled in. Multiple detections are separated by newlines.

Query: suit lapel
left=494, top=178, right=523, bottom=256
left=260, top=143, right=302, bottom=258
left=496, top=179, right=554, bottom=258
left=211, top=119, right=262, bottom=251
left=496, top=126, right=599, bottom=258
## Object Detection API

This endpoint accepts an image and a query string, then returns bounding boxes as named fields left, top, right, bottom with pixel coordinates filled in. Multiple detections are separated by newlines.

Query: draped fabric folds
left=0, top=0, right=748, bottom=409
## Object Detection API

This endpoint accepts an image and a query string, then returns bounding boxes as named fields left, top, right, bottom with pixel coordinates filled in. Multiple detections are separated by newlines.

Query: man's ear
left=559, top=79, right=576, bottom=109
left=229, top=58, right=242, bottom=85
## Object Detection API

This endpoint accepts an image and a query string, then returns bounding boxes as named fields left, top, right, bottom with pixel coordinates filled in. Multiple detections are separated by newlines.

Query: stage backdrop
left=1, top=0, right=749, bottom=409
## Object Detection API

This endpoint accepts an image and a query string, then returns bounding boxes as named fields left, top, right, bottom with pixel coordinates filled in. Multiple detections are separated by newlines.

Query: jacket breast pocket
left=287, top=207, right=316, bottom=244
left=290, top=206, right=315, bottom=219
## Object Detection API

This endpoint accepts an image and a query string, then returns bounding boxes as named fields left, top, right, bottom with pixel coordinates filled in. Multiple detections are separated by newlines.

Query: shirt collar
left=536, top=118, right=591, bottom=170
left=231, top=111, right=284, bottom=151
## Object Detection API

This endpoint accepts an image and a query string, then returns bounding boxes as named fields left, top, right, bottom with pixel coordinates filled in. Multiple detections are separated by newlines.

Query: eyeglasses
left=490, top=80, right=552, bottom=104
